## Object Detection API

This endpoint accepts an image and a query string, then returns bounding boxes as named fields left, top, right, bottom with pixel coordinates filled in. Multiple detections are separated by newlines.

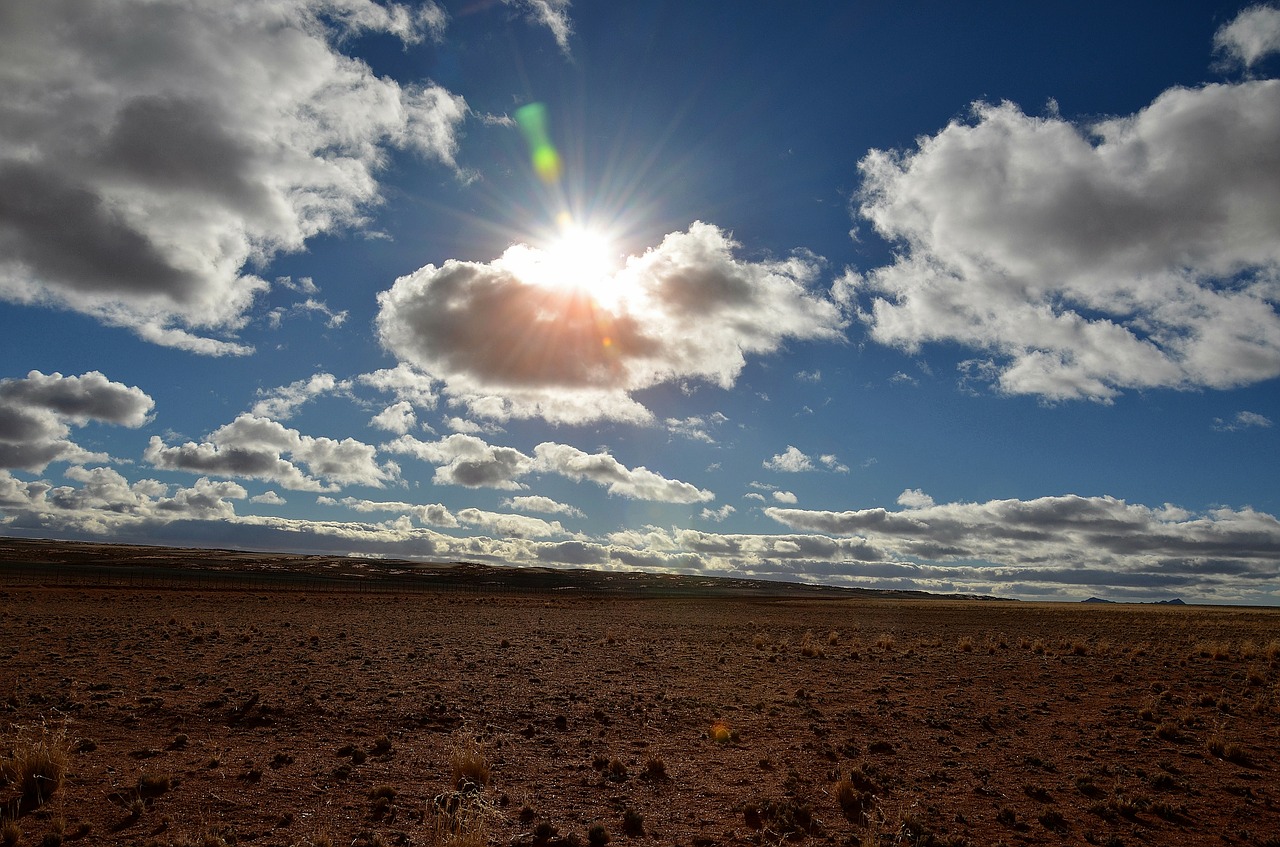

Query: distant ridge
left=1082, top=596, right=1187, bottom=605
left=0, top=536, right=998, bottom=600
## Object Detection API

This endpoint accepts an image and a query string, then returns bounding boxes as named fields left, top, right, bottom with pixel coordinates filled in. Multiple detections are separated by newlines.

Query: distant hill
left=0, top=536, right=996, bottom=601
left=1083, top=596, right=1187, bottom=605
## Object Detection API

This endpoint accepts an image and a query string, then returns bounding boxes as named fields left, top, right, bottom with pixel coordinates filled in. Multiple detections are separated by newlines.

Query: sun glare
left=541, top=223, right=617, bottom=295
left=501, top=218, right=628, bottom=308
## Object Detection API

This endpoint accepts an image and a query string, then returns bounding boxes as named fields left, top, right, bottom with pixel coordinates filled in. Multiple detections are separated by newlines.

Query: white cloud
left=251, top=373, right=347, bottom=420
left=665, top=414, right=725, bottom=443
left=370, top=401, right=418, bottom=435
left=504, top=0, right=573, bottom=53
left=0, top=0, right=466, bottom=352
left=700, top=504, right=735, bottom=522
left=0, top=466, right=246, bottom=533
left=145, top=414, right=395, bottom=491
left=384, top=434, right=534, bottom=490
left=503, top=495, right=585, bottom=518
left=385, top=434, right=714, bottom=503
left=743, top=492, right=766, bottom=503
left=819, top=454, right=850, bottom=473
left=772, top=491, right=798, bottom=504
left=455, top=507, right=568, bottom=539
left=897, top=488, right=935, bottom=509
left=764, top=495, right=1280, bottom=590
left=6, top=471, right=1278, bottom=601
left=358, top=364, right=439, bottom=409
left=764, top=446, right=814, bottom=472
left=532, top=442, right=715, bottom=503
left=332, top=495, right=458, bottom=528
left=1213, top=410, right=1274, bottom=431
left=376, top=222, right=846, bottom=424
left=849, top=75, right=1280, bottom=401
left=250, top=490, right=286, bottom=505
left=0, top=371, right=154, bottom=472
left=1214, top=4, right=1280, bottom=68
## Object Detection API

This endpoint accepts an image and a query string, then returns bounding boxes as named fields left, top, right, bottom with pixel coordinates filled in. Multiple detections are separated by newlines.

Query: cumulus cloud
left=0, top=371, right=154, bottom=471
left=764, top=446, right=815, bottom=472
left=764, top=495, right=1280, bottom=589
left=532, top=442, right=715, bottom=503
left=250, top=490, right=286, bottom=505
left=772, top=491, right=798, bottom=504
left=819, top=454, right=850, bottom=473
left=145, top=414, right=395, bottom=491
left=370, top=401, right=418, bottom=435
left=358, top=364, right=439, bottom=409
left=385, top=434, right=714, bottom=502
left=700, top=504, right=735, bottom=522
left=384, top=434, right=534, bottom=490
left=0, top=466, right=246, bottom=534
left=6, top=468, right=1278, bottom=601
left=503, top=495, right=585, bottom=518
left=1213, top=410, right=1274, bottom=431
left=330, top=495, right=458, bottom=528
left=251, top=373, right=348, bottom=420
left=848, top=70, right=1280, bottom=401
left=897, top=488, right=935, bottom=509
left=376, top=222, right=846, bottom=424
left=0, top=0, right=466, bottom=352
left=1214, top=4, right=1280, bottom=68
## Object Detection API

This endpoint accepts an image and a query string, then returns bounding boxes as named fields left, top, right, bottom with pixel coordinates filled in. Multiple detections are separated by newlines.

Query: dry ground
left=2, top=586, right=1279, bottom=847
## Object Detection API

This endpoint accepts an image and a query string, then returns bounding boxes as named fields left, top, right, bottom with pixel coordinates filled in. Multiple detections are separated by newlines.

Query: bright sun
left=503, top=218, right=622, bottom=305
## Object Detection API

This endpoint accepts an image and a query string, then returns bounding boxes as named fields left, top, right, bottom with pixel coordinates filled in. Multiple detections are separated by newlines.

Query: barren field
left=3, top=582, right=1280, bottom=847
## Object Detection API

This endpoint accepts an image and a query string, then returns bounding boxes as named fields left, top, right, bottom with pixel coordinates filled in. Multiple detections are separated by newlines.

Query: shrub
left=621, top=808, right=644, bottom=837
left=642, top=757, right=668, bottom=782
left=1, top=820, right=20, bottom=847
left=587, top=824, right=610, bottom=847
left=957, top=636, right=974, bottom=652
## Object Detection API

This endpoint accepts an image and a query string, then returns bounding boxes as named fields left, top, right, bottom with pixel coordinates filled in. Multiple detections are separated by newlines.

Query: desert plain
left=2, top=541, right=1279, bottom=847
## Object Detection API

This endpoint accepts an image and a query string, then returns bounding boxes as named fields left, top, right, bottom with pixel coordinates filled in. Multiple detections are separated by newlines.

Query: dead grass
left=1, top=721, right=71, bottom=811
left=448, top=735, right=490, bottom=791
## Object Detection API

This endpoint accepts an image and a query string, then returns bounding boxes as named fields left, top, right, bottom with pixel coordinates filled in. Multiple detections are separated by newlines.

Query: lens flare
left=514, top=102, right=563, bottom=184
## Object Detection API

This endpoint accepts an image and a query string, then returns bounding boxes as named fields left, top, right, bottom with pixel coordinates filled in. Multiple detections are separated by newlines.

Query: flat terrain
left=2, top=568, right=1279, bottom=846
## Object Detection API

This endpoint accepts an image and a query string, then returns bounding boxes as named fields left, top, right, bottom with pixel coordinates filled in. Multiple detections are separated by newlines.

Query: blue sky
left=3, top=0, right=1279, bottom=603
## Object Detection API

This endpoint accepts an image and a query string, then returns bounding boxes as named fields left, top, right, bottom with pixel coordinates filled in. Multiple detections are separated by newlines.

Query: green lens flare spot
left=515, top=102, right=563, bottom=184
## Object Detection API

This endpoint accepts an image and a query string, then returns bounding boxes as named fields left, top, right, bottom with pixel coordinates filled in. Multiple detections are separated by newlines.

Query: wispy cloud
left=1214, top=3, right=1280, bottom=68
left=1213, top=410, right=1274, bottom=431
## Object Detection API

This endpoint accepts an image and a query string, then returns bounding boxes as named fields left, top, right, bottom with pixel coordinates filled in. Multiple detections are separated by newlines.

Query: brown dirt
left=2, top=583, right=1279, bottom=847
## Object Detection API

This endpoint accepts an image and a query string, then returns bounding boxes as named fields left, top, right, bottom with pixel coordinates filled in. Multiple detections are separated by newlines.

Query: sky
left=2, top=0, right=1280, bottom=604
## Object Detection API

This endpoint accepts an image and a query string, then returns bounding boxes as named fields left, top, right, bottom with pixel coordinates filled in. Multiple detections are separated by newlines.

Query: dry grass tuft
left=799, top=631, right=825, bottom=658
left=425, top=791, right=496, bottom=847
left=1, top=722, right=71, bottom=811
left=448, top=735, right=490, bottom=791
